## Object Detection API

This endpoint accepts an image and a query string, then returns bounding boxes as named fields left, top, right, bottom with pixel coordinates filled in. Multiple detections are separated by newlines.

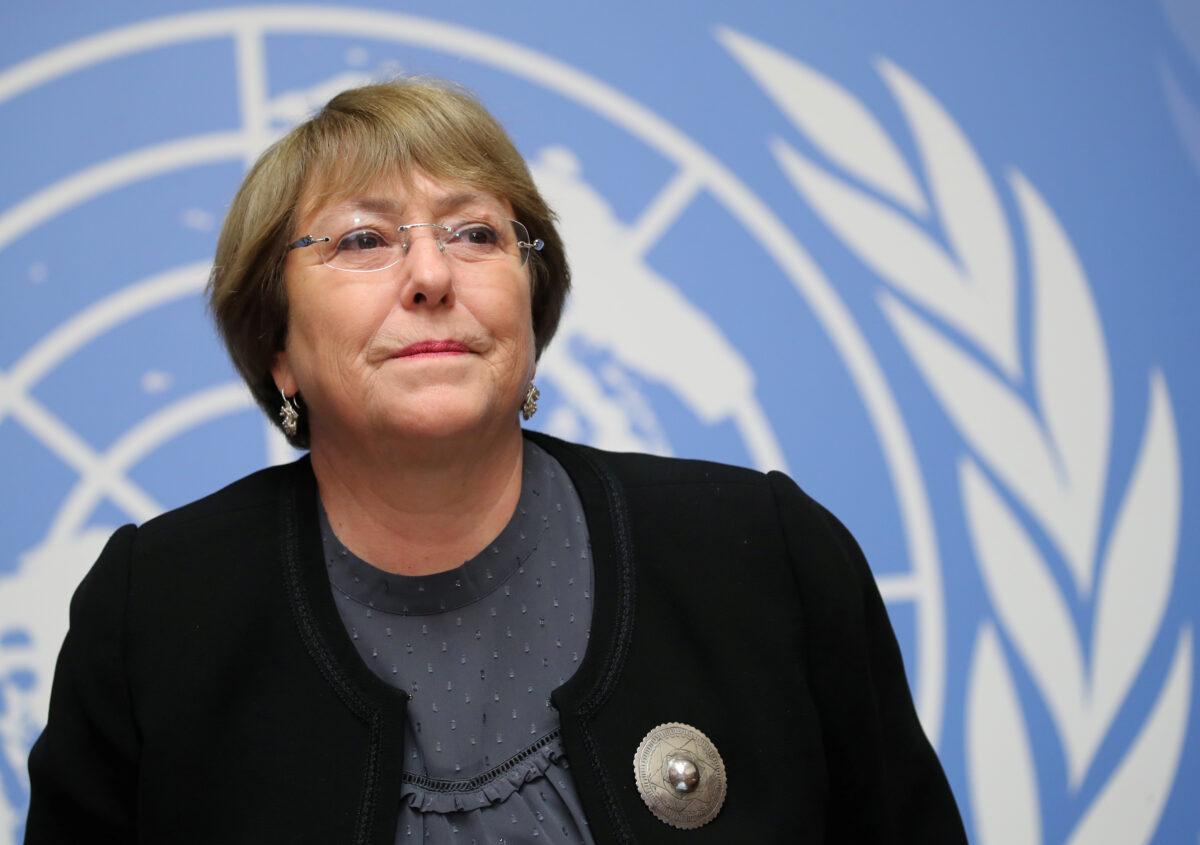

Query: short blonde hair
left=208, top=78, right=570, bottom=447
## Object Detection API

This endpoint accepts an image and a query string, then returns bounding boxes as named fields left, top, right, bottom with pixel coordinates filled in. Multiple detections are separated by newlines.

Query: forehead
left=298, top=169, right=512, bottom=226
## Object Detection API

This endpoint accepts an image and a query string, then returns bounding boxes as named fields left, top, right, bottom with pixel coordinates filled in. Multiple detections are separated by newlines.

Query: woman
left=26, top=79, right=966, bottom=843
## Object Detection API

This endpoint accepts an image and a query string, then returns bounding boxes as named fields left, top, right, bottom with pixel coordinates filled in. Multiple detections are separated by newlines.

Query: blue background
left=2, top=2, right=1197, bottom=842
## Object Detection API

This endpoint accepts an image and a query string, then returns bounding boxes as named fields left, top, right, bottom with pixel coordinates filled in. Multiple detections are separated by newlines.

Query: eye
left=453, top=223, right=501, bottom=247
left=336, top=229, right=388, bottom=252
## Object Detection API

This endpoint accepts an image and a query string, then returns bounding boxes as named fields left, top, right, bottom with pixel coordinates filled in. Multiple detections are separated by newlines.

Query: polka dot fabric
left=322, top=440, right=596, bottom=843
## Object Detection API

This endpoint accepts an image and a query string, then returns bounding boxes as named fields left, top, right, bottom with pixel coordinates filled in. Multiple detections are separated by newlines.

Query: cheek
left=469, top=277, right=534, bottom=349
left=501, top=289, right=537, bottom=372
left=286, top=281, right=381, bottom=377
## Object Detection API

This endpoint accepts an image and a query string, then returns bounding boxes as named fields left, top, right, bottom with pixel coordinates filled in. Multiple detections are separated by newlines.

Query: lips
left=393, top=339, right=471, bottom=358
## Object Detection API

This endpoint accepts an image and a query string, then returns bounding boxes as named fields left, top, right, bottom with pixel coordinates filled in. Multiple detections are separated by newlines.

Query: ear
left=271, top=349, right=298, bottom=397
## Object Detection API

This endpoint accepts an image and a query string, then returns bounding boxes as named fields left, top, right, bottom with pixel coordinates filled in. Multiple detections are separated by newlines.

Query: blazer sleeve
left=768, top=471, right=967, bottom=844
left=25, top=524, right=140, bottom=844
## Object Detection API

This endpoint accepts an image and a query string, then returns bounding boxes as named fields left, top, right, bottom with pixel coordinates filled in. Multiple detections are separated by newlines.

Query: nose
left=397, top=229, right=455, bottom=309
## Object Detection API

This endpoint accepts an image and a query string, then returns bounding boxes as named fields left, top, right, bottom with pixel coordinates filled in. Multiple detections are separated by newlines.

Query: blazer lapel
left=528, top=431, right=639, bottom=844
left=279, top=456, right=411, bottom=845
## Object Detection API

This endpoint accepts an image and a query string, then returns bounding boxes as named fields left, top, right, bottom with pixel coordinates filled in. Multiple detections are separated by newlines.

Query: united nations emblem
left=633, top=722, right=727, bottom=830
left=2, top=7, right=1191, bottom=843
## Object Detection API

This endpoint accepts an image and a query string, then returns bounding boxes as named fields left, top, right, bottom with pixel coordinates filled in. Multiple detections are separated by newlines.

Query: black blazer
left=26, top=431, right=966, bottom=843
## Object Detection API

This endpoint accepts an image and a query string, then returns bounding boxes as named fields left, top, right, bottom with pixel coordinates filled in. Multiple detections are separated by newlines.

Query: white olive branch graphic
left=719, top=27, right=1191, bottom=845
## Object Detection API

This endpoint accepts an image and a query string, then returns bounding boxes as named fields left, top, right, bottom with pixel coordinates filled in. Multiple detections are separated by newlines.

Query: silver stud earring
left=521, top=383, right=540, bottom=420
left=279, top=389, right=300, bottom=437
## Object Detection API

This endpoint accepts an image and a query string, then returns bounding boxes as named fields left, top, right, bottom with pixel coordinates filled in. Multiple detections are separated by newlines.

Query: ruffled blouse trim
left=400, top=730, right=568, bottom=814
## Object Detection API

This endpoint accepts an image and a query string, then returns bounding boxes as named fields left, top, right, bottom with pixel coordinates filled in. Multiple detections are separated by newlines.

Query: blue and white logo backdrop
left=2, top=3, right=1197, bottom=841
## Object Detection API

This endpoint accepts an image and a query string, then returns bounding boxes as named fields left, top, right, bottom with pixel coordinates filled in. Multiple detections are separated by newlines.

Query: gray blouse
left=321, top=440, right=596, bottom=844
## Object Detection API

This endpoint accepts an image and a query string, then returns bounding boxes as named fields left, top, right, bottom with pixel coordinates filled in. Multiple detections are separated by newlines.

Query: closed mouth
left=393, top=339, right=471, bottom=358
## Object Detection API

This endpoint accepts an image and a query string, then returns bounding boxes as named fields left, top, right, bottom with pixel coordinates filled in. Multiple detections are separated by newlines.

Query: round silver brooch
left=633, top=722, right=727, bottom=830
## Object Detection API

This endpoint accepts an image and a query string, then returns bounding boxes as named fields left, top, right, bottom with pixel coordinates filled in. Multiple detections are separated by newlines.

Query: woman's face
left=272, top=170, right=536, bottom=448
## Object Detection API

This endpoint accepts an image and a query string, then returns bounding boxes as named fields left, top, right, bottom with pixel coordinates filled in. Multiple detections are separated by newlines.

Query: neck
left=310, top=421, right=526, bottom=576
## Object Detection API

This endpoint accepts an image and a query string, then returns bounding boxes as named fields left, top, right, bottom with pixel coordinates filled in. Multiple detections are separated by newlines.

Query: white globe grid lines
left=0, top=2, right=948, bottom=779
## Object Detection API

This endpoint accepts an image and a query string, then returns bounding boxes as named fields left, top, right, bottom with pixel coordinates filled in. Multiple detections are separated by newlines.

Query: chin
left=379, top=392, right=510, bottom=441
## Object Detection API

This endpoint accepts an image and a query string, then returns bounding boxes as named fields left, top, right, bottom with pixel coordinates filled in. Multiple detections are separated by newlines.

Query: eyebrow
left=433, top=191, right=495, bottom=215
left=321, top=192, right=499, bottom=221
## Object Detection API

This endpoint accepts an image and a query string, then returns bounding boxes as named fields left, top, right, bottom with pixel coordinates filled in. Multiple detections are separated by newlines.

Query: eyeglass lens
left=315, top=213, right=535, bottom=272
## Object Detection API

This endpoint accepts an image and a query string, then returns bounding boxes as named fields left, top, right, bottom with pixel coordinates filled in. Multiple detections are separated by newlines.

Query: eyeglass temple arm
left=287, top=235, right=331, bottom=251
